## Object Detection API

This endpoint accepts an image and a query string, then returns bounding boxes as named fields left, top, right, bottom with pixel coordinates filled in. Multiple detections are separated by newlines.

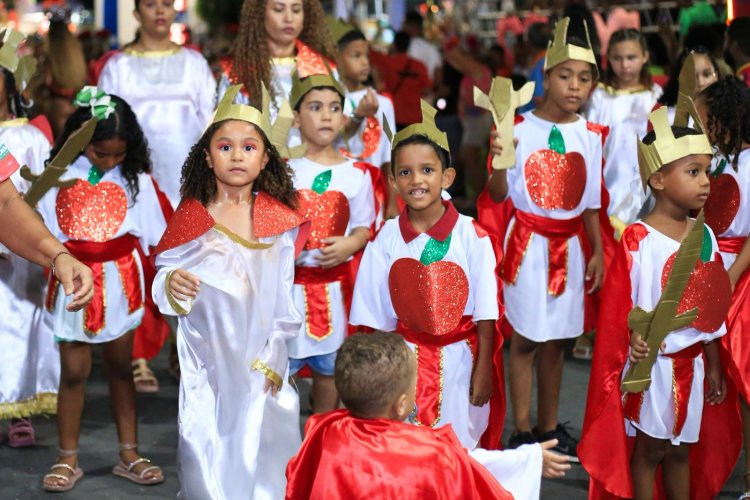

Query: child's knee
left=60, top=363, right=90, bottom=387
left=666, top=443, right=690, bottom=463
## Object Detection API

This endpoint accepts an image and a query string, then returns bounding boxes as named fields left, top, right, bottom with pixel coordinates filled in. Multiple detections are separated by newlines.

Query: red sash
left=502, top=210, right=583, bottom=296
left=623, top=342, right=703, bottom=436
left=294, top=262, right=351, bottom=341
left=47, top=234, right=142, bottom=336
left=717, top=236, right=746, bottom=254
left=396, top=316, right=476, bottom=428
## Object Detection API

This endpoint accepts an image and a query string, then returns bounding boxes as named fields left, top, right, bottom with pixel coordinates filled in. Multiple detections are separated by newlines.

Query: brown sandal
left=132, top=358, right=159, bottom=393
left=112, top=443, right=164, bottom=486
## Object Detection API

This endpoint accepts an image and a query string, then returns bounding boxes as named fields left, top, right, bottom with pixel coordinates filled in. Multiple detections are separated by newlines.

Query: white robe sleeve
left=348, top=169, right=376, bottom=231
left=152, top=239, right=203, bottom=316
left=196, top=58, right=217, bottom=127
left=134, top=174, right=169, bottom=255
left=97, top=59, right=119, bottom=95
left=468, top=444, right=543, bottom=500
left=254, top=229, right=301, bottom=382
left=350, top=229, right=398, bottom=331
left=466, top=227, right=499, bottom=322
left=583, top=132, right=604, bottom=210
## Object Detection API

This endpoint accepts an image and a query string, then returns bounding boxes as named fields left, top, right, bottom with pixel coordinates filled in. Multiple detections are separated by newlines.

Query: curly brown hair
left=229, top=0, right=336, bottom=106
left=180, top=120, right=298, bottom=208
left=697, top=76, right=750, bottom=170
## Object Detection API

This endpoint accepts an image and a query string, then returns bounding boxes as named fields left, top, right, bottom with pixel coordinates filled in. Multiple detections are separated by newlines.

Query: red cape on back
left=579, top=224, right=740, bottom=499
left=285, top=409, right=513, bottom=500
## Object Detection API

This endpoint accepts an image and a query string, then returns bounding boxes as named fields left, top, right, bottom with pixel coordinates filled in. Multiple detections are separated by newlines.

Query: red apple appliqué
left=56, top=180, right=128, bottom=242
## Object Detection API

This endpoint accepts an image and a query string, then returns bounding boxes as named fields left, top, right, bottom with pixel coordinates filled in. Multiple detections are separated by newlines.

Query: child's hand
left=263, top=377, right=280, bottom=397
left=353, top=88, right=379, bottom=120
left=488, top=130, right=518, bottom=158
left=469, top=358, right=493, bottom=406
left=629, top=332, right=649, bottom=363
left=585, top=253, right=603, bottom=294
left=169, top=268, right=200, bottom=301
left=539, top=439, right=571, bottom=478
left=705, top=365, right=727, bottom=405
left=317, top=233, right=367, bottom=268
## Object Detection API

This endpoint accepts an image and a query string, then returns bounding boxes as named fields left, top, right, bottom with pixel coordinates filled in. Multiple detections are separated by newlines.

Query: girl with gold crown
left=37, top=87, right=169, bottom=492
left=579, top=98, right=737, bottom=499
left=151, top=84, right=307, bottom=499
left=0, top=30, right=57, bottom=449
left=484, top=17, right=606, bottom=461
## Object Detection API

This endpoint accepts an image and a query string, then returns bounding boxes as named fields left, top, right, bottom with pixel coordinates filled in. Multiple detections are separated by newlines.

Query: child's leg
left=508, top=331, right=539, bottom=433
left=44, top=342, right=92, bottom=487
left=742, top=398, right=750, bottom=491
left=311, top=371, right=339, bottom=414
left=630, top=430, right=668, bottom=500
left=662, top=442, right=690, bottom=500
left=102, top=330, right=162, bottom=480
left=536, top=339, right=567, bottom=433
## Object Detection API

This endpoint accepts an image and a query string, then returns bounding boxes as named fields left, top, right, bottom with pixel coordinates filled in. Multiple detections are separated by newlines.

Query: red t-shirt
left=382, top=53, right=431, bottom=127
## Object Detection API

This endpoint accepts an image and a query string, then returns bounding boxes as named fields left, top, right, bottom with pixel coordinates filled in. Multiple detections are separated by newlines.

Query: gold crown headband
left=210, top=83, right=305, bottom=158
left=544, top=17, right=599, bottom=80
left=0, top=29, right=37, bottom=93
left=290, top=63, right=346, bottom=109
left=637, top=104, right=712, bottom=192
left=383, top=100, right=450, bottom=162
left=327, top=16, right=357, bottom=44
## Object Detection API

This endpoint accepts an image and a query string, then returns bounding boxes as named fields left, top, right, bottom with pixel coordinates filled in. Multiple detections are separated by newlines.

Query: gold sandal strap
left=126, top=457, right=151, bottom=472
left=57, top=448, right=79, bottom=457
left=49, top=463, right=77, bottom=474
left=119, top=443, right=138, bottom=451
left=138, top=465, right=160, bottom=478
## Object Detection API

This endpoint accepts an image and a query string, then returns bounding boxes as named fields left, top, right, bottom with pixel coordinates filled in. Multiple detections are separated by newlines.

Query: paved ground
left=0, top=344, right=744, bottom=499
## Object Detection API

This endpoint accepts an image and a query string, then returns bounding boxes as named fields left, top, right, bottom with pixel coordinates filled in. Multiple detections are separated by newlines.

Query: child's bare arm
left=487, top=130, right=510, bottom=202
left=727, top=238, right=750, bottom=290
left=582, top=208, right=603, bottom=294
left=704, top=340, right=726, bottom=405
left=470, top=320, right=494, bottom=406
left=316, top=227, right=370, bottom=268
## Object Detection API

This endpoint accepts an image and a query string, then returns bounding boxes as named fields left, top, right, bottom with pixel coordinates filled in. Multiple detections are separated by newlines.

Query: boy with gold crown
left=151, top=84, right=308, bottom=499
left=285, top=68, right=377, bottom=414
left=483, top=17, right=607, bottom=459
left=578, top=94, right=736, bottom=499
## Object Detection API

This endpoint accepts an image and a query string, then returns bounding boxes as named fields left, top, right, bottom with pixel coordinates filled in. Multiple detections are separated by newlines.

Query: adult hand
left=54, top=253, right=94, bottom=311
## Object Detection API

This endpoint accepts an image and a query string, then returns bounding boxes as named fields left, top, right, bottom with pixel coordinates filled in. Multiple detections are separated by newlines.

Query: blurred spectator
left=726, top=17, right=750, bottom=85
left=402, top=11, right=442, bottom=96
left=32, top=10, right=87, bottom=139
left=518, top=22, right=551, bottom=113
left=488, top=45, right=512, bottom=77
left=385, top=31, right=431, bottom=129
left=679, top=0, right=723, bottom=37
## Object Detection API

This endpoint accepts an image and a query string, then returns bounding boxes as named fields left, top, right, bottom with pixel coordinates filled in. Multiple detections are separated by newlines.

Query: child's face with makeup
left=206, top=120, right=268, bottom=189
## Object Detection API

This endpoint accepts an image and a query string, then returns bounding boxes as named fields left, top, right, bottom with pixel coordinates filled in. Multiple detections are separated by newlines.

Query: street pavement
left=0, top=345, right=744, bottom=499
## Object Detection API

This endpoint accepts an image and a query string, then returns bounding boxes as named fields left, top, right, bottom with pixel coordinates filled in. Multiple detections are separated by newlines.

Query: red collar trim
left=398, top=200, right=459, bottom=243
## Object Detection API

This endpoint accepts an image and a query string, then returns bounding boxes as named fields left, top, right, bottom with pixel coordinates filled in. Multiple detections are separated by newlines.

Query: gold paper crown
left=544, top=17, right=599, bottom=79
left=327, top=16, right=357, bottom=44
left=637, top=104, right=712, bottom=192
left=383, top=100, right=450, bottom=162
left=0, top=29, right=37, bottom=93
left=211, top=84, right=272, bottom=136
left=290, top=65, right=346, bottom=109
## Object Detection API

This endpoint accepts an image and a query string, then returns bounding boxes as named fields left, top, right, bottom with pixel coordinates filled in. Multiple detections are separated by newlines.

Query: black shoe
left=507, top=430, right=536, bottom=449
left=536, top=422, right=579, bottom=462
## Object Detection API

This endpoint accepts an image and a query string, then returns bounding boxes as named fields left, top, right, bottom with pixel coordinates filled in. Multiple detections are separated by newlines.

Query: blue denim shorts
left=289, top=351, right=337, bottom=377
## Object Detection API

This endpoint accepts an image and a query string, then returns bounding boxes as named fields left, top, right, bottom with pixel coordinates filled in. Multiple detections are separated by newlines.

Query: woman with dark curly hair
left=37, top=87, right=170, bottom=492
left=217, top=0, right=336, bottom=117
left=151, top=85, right=306, bottom=499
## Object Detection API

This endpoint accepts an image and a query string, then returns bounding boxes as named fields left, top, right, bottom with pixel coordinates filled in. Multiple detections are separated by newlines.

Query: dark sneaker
left=507, top=430, right=536, bottom=449
left=536, top=422, right=580, bottom=462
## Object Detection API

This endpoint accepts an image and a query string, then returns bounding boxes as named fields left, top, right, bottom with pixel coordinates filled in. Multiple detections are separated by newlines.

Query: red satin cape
left=285, top=410, right=513, bottom=500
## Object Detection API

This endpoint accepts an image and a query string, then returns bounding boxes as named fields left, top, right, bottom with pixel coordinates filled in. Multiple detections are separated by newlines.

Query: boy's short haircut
left=391, top=134, right=451, bottom=173
left=335, top=332, right=413, bottom=417
left=728, top=17, right=750, bottom=57
left=338, top=28, right=367, bottom=49
left=293, top=82, right=345, bottom=112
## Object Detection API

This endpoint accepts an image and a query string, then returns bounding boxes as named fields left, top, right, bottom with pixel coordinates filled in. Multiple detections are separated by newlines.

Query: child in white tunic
left=152, top=85, right=306, bottom=500
left=583, top=29, right=662, bottom=234
left=38, top=89, right=168, bottom=492
left=486, top=17, right=604, bottom=460
left=287, top=71, right=375, bottom=414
